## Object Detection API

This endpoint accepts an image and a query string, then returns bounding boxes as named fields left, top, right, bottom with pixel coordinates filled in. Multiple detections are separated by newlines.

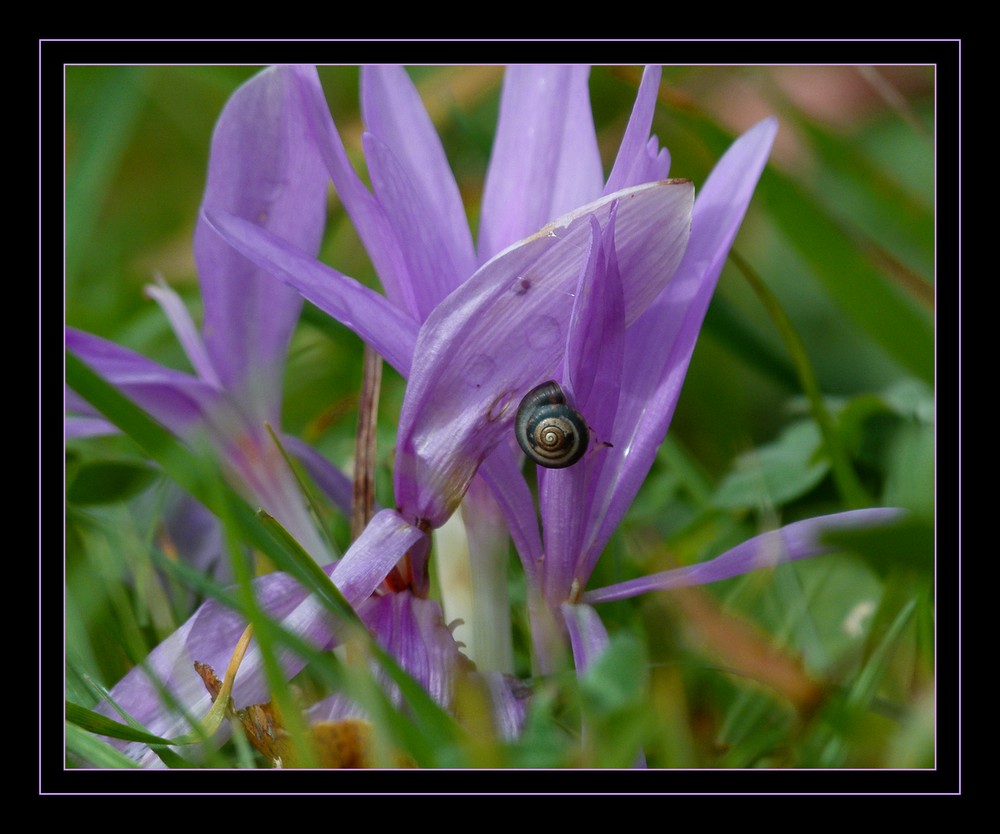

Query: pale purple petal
left=330, top=509, right=427, bottom=603
left=223, top=432, right=334, bottom=565
left=66, top=388, right=98, bottom=416
left=304, top=691, right=365, bottom=723
left=202, top=210, right=419, bottom=377
left=359, top=590, right=467, bottom=708
left=395, top=225, right=596, bottom=527
left=362, top=132, right=475, bottom=320
left=394, top=181, right=693, bottom=527
left=144, top=278, right=221, bottom=388
left=478, top=66, right=604, bottom=260
left=582, top=508, right=905, bottom=604
left=539, top=213, right=626, bottom=601
left=561, top=602, right=610, bottom=673
left=479, top=671, right=531, bottom=741
left=66, top=327, right=222, bottom=436
left=194, top=65, right=327, bottom=424
left=66, top=389, right=117, bottom=438
left=281, top=434, right=356, bottom=519
left=66, top=331, right=334, bottom=566
left=604, top=66, right=671, bottom=194
left=66, top=415, right=117, bottom=439
left=307, top=590, right=469, bottom=723
left=586, top=117, right=780, bottom=570
left=160, top=491, right=230, bottom=585
left=98, top=564, right=338, bottom=766
left=98, top=506, right=422, bottom=766
left=361, top=66, right=477, bottom=301
left=562, top=211, right=626, bottom=426
left=477, top=448, right=544, bottom=584
left=291, top=65, right=417, bottom=316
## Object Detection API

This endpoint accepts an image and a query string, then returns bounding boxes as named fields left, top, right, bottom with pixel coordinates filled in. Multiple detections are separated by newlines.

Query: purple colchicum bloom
left=210, top=65, right=903, bottom=693
left=208, top=66, right=692, bottom=671
left=66, top=66, right=338, bottom=567
left=69, top=66, right=478, bottom=766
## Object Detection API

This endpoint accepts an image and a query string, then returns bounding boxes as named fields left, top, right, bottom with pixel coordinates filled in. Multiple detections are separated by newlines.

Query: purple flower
left=75, top=66, right=905, bottom=766
left=70, top=66, right=476, bottom=766
left=67, top=66, right=338, bottom=566
left=211, top=65, right=903, bottom=689
left=207, top=66, right=693, bottom=668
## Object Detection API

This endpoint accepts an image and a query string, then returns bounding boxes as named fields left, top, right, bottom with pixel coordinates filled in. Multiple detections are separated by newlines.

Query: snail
left=515, top=380, right=589, bottom=469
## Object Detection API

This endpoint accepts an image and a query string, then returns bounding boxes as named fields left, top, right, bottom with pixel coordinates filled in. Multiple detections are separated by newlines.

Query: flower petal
left=582, top=508, right=905, bottom=604
left=561, top=602, right=610, bottom=673
left=604, top=66, right=671, bottom=194
left=306, top=590, right=472, bottom=731
left=66, top=389, right=118, bottom=438
left=144, top=278, right=221, bottom=388
left=477, top=448, right=544, bottom=582
left=194, top=64, right=328, bottom=423
left=330, top=508, right=428, bottom=603
left=358, top=590, right=469, bottom=708
left=202, top=210, right=419, bottom=377
left=66, top=327, right=221, bottom=436
left=395, top=180, right=693, bottom=527
left=98, top=565, right=337, bottom=766
left=587, top=117, right=780, bottom=571
left=291, top=65, right=416, bottom=316
left=478, top=66, right=604, bottom=260
left=98, top=507, right=421, bottom=766
left=281, top=434, right=356, bottom=519
left=539, top=212, right=626, bottom=600
left=362, top=132, right=473, bottom=319
left=65, top=415, right=118, bottom=439
left=361, top=66, right=477, bottom=302
left=480, top=672, right=532, bottom=741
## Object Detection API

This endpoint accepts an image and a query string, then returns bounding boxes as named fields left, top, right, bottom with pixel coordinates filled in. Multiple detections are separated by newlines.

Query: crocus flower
left=67, top=65, right=337, bottom=567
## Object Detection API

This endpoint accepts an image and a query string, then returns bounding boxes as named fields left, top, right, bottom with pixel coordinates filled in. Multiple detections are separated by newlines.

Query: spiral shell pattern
left=515, top=381, right=589, bottom=469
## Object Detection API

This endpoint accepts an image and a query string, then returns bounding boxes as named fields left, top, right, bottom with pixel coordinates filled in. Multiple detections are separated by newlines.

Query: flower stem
left=352, top=345, right=382, bottom=541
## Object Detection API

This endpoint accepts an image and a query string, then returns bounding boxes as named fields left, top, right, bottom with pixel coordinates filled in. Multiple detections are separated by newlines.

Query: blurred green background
left=65, top=65, right=936, bottom=770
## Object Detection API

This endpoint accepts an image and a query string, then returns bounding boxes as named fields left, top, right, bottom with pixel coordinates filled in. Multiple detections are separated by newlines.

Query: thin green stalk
left=209, top=465, right=319, bottom=768
left=265, top=422, right=339, bottom=558
left=730, top=251, right=872, bottom=509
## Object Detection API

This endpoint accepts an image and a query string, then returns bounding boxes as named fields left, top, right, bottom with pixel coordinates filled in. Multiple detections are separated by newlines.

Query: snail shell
left=515, top=381, right=589, bottom=469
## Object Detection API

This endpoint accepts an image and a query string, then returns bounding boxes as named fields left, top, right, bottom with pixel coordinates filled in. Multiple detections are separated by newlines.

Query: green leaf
left=502, top=684, right=572, bottom=768
left=754, top=167, right=933, bottom=384
left=796, top=115, right=933, bottom=280
left=66, top=700, right=173, bottom=745
left=65, top=351, right=344, bottom=616
left=672, top=109, right=934, bottom=384
left=814, top=596, right=917, bottom=767
left=67, top=460, right=158, bottom=504
left=578, top=634, right=650, bottom=767
left=65, top=67, right=147, bottom=288
left=65, top=700, right=196, bottom=769
left=579, top=634, right=646, bottom=714
left=713, top=421, right=829, bottom=510
left=66, top=722, right=141, bottom=768
left=821, top=515, right=933, bottom=578
left=881, top=421, right=935, bottom=517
